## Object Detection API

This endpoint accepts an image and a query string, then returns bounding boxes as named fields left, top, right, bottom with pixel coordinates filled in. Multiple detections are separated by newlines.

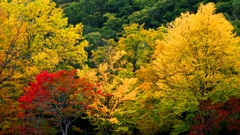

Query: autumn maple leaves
left=18, top=70, right=105, bottom=135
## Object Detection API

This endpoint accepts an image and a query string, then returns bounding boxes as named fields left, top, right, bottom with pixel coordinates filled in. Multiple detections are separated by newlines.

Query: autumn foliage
left=189, top=97, right=240, bottom=135
left=18, top=70, right=104, bottom=135
left=0, top=0, right=88, bottom=133
left=1, top=1, right=240, bottom=134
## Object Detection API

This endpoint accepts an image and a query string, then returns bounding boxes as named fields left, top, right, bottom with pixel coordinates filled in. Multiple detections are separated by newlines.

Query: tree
left=154, top=2, right=240, bottom=98
left=189, top=97, right=240, bottom=135
left=78, top=48, right=139, bottom=134
left=100, top=13, right=125, bottom=40
left=117, top=23, right=165, bottom=72
left=86, top=23, right=166, bottom=135
left=135, top=3, right=240, bottom=134
left=232, top=0, right=240, bottom=20
left=18, top=70, right=103, bottom=135
left=128, top=9, right=152, bottom=26
left=155, top=2, right=240, bottom=133
left=0, top=0, right=88, bottom=133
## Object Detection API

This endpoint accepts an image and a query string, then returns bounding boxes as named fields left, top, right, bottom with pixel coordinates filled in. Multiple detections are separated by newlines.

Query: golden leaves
left=0, top=0, right=88, bottom=74
left=112, top=78, right=138, bottom=101
left=32, top=48, right=60, bottom=70
left=134, top=4, right=240, bottom=134
left=0, top=1, right=88, bottom=133
left=152, top=40, right=165, bottom=59
left=109, top=117, right=119, bottom=124
left=154, top=3, right=240, bottom=97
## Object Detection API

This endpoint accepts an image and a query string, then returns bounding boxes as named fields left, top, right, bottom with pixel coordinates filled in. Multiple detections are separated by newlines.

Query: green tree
left=101, top=13, right=125, bottom=39
left=232, top=0, right=240, bottom=20
left=117, top=23, right=165, bottom=72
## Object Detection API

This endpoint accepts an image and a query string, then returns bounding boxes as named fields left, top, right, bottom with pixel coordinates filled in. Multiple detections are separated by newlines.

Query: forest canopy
left=0, top=0, right=240, bottom=135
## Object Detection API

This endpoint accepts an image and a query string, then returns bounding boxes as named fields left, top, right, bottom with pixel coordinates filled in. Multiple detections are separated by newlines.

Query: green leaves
left=118, top=23, right=165, bottom=72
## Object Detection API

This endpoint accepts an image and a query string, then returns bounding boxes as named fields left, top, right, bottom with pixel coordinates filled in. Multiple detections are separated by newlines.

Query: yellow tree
left=78, top=47, right=138, bottom=134
left=0, top=0, right=87, bottom=133
left=150, top=3, right=240, bottom=134
left=90, top=24, right=166, bottom=135
left=0, top=6, right=28, bottom=133
left=155, top=2, right=240, bottom=99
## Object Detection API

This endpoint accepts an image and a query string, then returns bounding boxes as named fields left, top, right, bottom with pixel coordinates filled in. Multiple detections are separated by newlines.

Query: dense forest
left=0, top=0, right=240, bottom=135
left=59, top=0, right=240, bottom=58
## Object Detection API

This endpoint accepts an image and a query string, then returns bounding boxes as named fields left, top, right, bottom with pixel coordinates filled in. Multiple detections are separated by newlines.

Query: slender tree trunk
left=61, top=126, right=68, bottom=135
left=61, top=121, right=69, bottom=135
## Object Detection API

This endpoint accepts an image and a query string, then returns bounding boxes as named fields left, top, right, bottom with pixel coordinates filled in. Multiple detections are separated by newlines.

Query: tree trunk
left=61, top=122, right=69, bottom=135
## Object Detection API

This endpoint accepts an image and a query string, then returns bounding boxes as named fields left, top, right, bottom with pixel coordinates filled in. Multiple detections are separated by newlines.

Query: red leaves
left=18, top=69, right=105, bottom=134
left=18, top=82, right=49, bottom=110
left=107, top=93, right=113, bottom=97
left=228, top=97, right=240, bottom=114
left=189, top=97, right=240, bottom=135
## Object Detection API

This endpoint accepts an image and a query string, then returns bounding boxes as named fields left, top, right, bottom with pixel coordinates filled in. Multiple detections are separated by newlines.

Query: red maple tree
left=189, top=97, right=240, bottom=135
left=18, top=70, right=104, bottom=135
